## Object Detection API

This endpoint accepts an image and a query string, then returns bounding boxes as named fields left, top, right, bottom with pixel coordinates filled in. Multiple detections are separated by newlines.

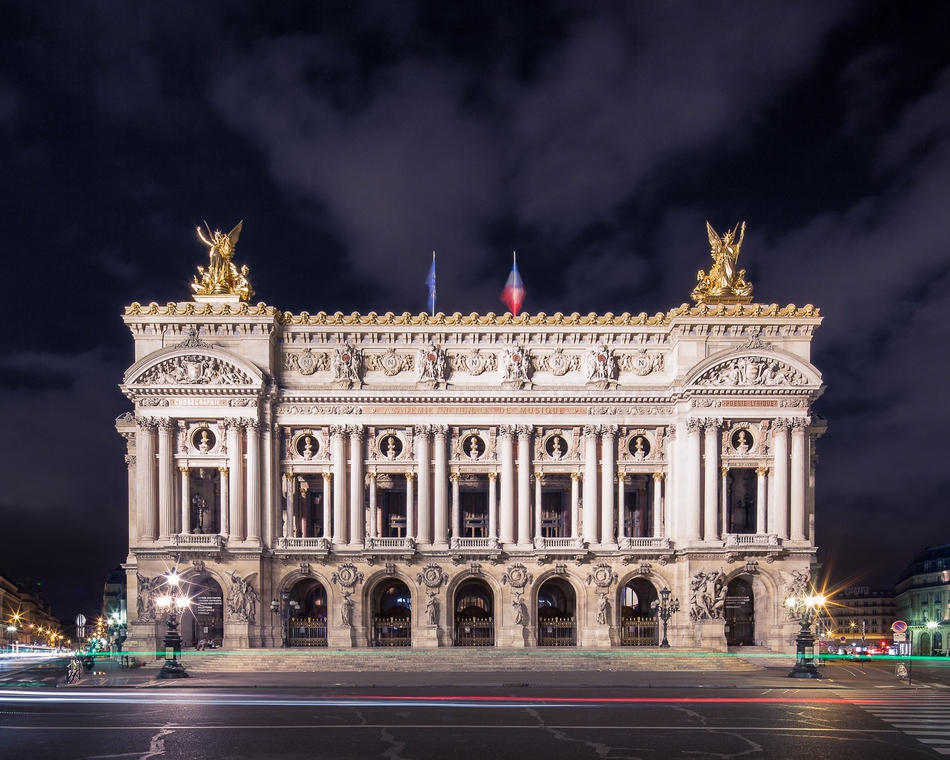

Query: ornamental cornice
left=271, top=304, right=820, bottom=326
left=125, top=301, right=278, bottom=317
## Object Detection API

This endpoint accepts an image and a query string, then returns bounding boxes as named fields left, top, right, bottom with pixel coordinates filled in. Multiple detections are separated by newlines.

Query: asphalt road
left=2, top=656, right=950, bottom=759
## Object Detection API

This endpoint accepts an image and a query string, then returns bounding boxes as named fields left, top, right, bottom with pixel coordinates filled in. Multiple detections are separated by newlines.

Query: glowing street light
left=786, top=592, right=826, bottom=679
left=155, top=566, right=191, bottom=679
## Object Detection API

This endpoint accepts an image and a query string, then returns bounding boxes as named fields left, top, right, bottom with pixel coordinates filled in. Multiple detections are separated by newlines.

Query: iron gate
left=372, top=616, right=412, bottom=647
left=538, top=617, right=576, bottom=646
left=454, top=617, right=494, bottom=646
left=620, top=616, right=659, bottom=646
left=288, top=617, right=328, bottom=647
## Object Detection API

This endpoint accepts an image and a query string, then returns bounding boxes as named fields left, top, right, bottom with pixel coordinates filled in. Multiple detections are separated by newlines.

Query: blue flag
left=426, top=252, right=437, bottom=313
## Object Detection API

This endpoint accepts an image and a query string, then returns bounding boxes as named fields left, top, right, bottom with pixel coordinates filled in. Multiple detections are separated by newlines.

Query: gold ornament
left=192, top=220, right=254, bottom=301
left=691, top=221, right=753, bottom=304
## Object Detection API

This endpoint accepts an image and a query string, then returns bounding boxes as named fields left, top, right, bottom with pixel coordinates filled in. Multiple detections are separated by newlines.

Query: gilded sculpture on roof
left=192, top=221, right=254, bottom=301
left=691, top=221, right=753, bottom=304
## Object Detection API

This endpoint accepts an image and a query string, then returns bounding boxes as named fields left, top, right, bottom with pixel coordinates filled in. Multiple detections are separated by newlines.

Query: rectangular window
left=726, top=468, right=757, bottom=534
left=935, top=593, right=943, bottom=605
left=383, top=492, right=407, bottom=538
left=461, top=491, right=488, bottom=538
left=623, top=475, right=653, bottom=537
left=540, top=490, right=568, bottom=538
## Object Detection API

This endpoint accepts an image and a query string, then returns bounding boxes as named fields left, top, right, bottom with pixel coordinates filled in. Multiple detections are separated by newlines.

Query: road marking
left=840, top=689, right=950, bottom=755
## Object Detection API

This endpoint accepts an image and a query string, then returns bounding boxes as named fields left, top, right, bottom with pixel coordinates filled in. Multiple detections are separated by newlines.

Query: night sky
left=2, top=2, right=949, bottom=622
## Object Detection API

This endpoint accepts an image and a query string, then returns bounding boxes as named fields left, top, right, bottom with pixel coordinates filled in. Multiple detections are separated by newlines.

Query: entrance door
left=454, top=582, right=494, bottom=646
left=287, top=579, right=328, bottom=647
left=188, top=578, right=224, bottom=648
left=537, top=579, right=576, bottom=646
left=619, top=579, right=659, bottom=645
left=373, top=580, right=412, bottom=646
left=724, top=578, right=755, bottom=646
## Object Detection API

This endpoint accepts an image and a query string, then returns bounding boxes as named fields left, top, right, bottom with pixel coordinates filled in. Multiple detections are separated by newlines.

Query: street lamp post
left=651, top=587, right=680, bottom=649
left=786, top=592, right=825, bottom=679
left=270, top=590, right=300, bottom=648
left=155, top=568, right=190, bottom=679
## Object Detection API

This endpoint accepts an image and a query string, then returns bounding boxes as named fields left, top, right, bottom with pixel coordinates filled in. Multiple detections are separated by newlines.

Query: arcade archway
left=537, top=579, right=576, bottom=646
left=619, top=579, right=659, bottom=646
left=454, top=581, right=494, bottom=646
left=372, top=579, right=412, bottom=647
left=185, top=576, right=224, bottom=648
left=286, top=578, right=328, bottom=647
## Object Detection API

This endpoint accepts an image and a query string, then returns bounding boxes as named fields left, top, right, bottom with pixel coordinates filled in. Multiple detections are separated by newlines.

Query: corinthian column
left=284, top=472, right=295, bottom=538
left=179, top=466, right=190, bottom=535
left=321, top=471, right=332, bottom=540
left=245, top=420, right=261, bottom=543
left=703, top=420, right=720, bottom=542
left=571, top=472, right=581, bottom=538
left=432, top=425, right=448, bottom=546
left=534, top=471, right=543, bottom=541
left=330, top=426, right=346, bottom=543
left=600, top=426, right=617, bottom=545
left=226, top=419, right=244, bottom=541
left=770, top=419, right=790, bottom=540
left=498, top=426, right=515, bottom=544
left=348, top=426, right=364, bottom=546
left=755, top=466, right=768, bottom=534
left=157, top=419, right=174, bottom=539
left=685, top=419, right=703, bottom=541
left=583, top=425, right=599, bottom=544
left=488, top=472, right=498, bottom=541
left=790, top=418, right=809, bottom=541
left=406, top=472, right=416, bottom=539
left=415, top=426, right=431, bottom=546
left=652, top=472, right=664, bottom=537
left=136, top=419, right=157, bottom=541
left=450, top=472, right=460, bottom=543
left=367, top=472, right=378, bottom=540
left=517, top=425, right=533, bottom=547
left=218, top=466, right=229, bottom=535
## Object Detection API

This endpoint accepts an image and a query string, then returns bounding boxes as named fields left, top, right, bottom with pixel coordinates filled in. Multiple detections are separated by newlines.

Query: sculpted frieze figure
left=688, top=569, right=727, bottom=621
left=502, top=345, right=531, bottom=387
left=417, top=342, right=447, bottom=385
left=226, top=571, right=258, bottom=623
left=192, top=221, right=254, bottom=301
left=586, top=344, right=617, bottom=385
left=696, top=356, right=806, bottom=387
left=331, top=344, right=363, bottom=388
left=691, top=221, right=753, bottom=304
left=136, top=573, right=158, bottom=622
left=137, top=355, right=254, bottom=386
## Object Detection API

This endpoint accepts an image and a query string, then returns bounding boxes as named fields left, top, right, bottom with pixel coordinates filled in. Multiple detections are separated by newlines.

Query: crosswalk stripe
left=840, top=690, right=950, bottom=755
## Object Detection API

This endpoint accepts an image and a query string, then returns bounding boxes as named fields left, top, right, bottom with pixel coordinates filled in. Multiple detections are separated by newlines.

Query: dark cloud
left=2, top=0, right=949, bottom=617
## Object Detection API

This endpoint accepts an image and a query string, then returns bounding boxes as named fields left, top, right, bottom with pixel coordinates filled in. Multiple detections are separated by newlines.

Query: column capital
left=217, top=466, right=229, bottom=476
left=686, top=418, right=703, bottom=433
left=791, top=416, right=811, bottom=431
left=772, top=417, right=792, bottom=431
left=702, top=417, right=723, bottom=431
left=498, top=424, right=516, bottom=439
left=755, top=465, right=770, bottom=477
left=329, top=424, right=346, bottom=437
left=515, top=424, right=533, bottom=438
left=488, top=471, right=498, bottom=482
left=322, top=471, right=332, bottom=482
left=137, top=417, right=158, bottom=432
left=414, top=424, right=433, bottom=439
left=600, top=424, right=618, bottom=439
left=367, top=471, right=377, bottom=482
left=449, top=472, right=460, bottom=482
left=571, top=471, right=582, bottom=482
left=720, top=466, right=729, bottom=477
left=652, top=471, right=665, bottom=482
left=346, top=424, right=363, bottom=439
left=157, top=417, right=175, bottom=432
left=405, top=472, right=415, bottom=482
left=431, top=424, right=448, bottom=439
left=283, top=472, right=295, bottom=484
left=125, top=454, right=136, bottom=467
left=244, top=418, right=260, bottom=434
left=533, top=470, right=545, bottom=484
left=178, top=465, right=190, bottom=474
left=583, top=424, right=600, bottom=438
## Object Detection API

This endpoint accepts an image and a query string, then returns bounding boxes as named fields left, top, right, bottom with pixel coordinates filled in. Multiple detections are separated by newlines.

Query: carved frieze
left=136, top=355, right=254, bottom=386
left=619, top=349, right=665, bottom=376
left=449, top=349, right=496, bottom=376
left=695, top=356, right=806, bottom=387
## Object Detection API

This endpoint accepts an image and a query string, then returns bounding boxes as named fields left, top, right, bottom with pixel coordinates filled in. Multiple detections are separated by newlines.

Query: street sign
left=75, top=614, right=86, bottom=627
left=892, top=620, right=907, bottom=633
left=893, top=632, right=906, bottom=642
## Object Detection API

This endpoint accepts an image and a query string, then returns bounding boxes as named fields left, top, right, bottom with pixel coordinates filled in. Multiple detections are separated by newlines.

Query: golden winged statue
left=192, top=220, right=254, bottom=301
left=690, top=221, right=753, bottom=304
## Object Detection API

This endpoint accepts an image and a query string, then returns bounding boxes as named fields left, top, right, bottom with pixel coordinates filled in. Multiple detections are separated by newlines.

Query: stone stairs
left=178, top=647, right=762, bottom=674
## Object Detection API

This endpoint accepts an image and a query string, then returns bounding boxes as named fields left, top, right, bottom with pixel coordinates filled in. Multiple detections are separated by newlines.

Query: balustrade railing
left=723, top=533, right=780, bottom=547
left=451, top=537, right=501, bottom=549
left=172, top=533, right=222, bottom=549
left=276, top=537, right=330, bottom=551
left=366, top=537, right=416, bottom=551
left=619, top=536, right=671, bottom=550
left=534, top=536, right=585, bottom=550
left=620, top=616, right=659, bottom=646
left=287, top=617, right=328, bottom=647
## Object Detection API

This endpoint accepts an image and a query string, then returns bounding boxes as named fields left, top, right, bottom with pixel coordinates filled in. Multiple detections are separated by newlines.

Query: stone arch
left=177, top=569, right=225, bottom=649
left=365, top=572, right=413, bottom=647
left=616, top=576, right=659, bottom=646
left=533, top=571, right=582, bottom=647
left=122, top=343, right=265, bottom=393
left=452, top=577, right=496, bottom=647
left=684, top=347, right=822, bottom=390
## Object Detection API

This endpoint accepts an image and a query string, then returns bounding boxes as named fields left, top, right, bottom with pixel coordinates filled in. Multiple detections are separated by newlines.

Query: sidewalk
left=63, top=656, right=939, bottom=691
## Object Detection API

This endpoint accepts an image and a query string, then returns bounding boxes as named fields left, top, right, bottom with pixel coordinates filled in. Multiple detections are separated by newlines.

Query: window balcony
left=533, top=536, right=587, bottom=551
left=619, top=536, right=672, bottom=550
left=170, top=533, right=223, bottom=550
left=365, top=536, right=416, bottom=552
left=276, top=537, right=330, bottom=552
left=723, top=533, right=781, bottom=548
left=451, top=536, right=501, bottom=550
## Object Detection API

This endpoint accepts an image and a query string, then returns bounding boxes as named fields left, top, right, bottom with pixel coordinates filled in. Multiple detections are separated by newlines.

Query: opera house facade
left=119, top=222, right=824, bottom=654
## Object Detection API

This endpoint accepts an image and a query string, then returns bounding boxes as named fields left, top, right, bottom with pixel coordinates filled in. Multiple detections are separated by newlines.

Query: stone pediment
left=123, top=345, right=264, bottom=393
left=687, top=352, right=819, bottom=390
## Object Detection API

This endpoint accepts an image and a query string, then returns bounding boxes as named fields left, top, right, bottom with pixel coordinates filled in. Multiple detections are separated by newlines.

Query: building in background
left=0, top=571, right=62, bottom=650
left=895, top=544, right=950, bottom=656
left=117, top=222, right=826, bottom=653
left=818, top=587, right=896, bottom=653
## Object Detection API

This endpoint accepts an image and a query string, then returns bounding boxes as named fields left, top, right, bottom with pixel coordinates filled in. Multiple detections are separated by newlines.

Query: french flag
left=500, top=252, right=526, bottom=316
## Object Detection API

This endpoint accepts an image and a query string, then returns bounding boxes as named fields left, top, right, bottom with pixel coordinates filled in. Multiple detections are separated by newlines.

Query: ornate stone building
left=118, top=223, right=825, bottom=653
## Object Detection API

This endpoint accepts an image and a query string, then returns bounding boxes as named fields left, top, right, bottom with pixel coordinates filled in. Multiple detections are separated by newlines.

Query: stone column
left=517, top=426, right=532, bottom=547
left=125, top=453, right=138, bottom=546
left=284, top=473, right=295, bottom=538
left=652, top=472, right=664, bottom=537
left=157, top=419, right=175, bottom=539
left=600, top=426, right=617, bottom=545
left=367, top=473, right=378, bottom=540
left=433, top=426, right=448, bottom=547
left=179, top=466, right=190, bottom=534
left=488, top=472, right=498, bottom=540
left=571, top=472, right=581, bottom=539
left=685, top=419, right=703, bottom=541
left=770, top=419, right=790, bottom=540
left=261, top=418, right=275, bottom=548
left=790, top=418, right=808, bottom=541
left=331, top=426, right=346, bottom=543
left=348, top=426, right=364, bottom=547
left=226, top=420, right=244, bottom=541
left=136, top=420, right=157, bottom=541
left=667, top=424, right=680, bottom=538
left=617, top=474, right=626, bottom=538
left=416, top=427, right=431, bottom=546
left=534, top=471, right=543, bottom=541
left=583, top=425, right=599, bottom=544
left=245, top=420, right=261, bottom=543
left=703, top=420, right=720, bottom=542
left=450, top=472, right=460, bottom=543
left=499, top=426, right=515, bottom=544
left=406, top=472, right=416, bottom=539
left=218, top=466, right=229, bottom=535
left=720, top=466, right=729, bottom=537
left=755, top=466, right=768, bottom=534
left=322, top=472, right=332, bottom=540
